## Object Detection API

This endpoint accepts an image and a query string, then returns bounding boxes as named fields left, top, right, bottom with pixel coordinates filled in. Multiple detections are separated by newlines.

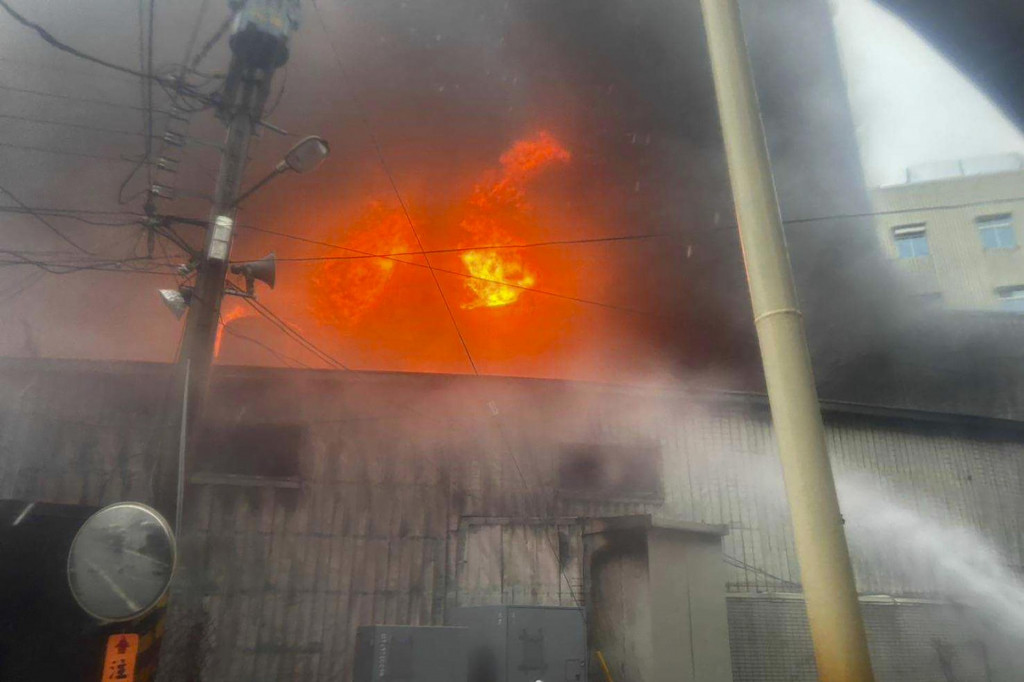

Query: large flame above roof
left=307, top=132, right=571, bottom=324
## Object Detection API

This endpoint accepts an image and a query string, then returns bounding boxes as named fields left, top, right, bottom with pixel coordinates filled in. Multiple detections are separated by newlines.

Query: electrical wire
left=179, top=0, right=211, bottom=72
left=0, top=141, right=148, bottom=164
left=0, top=206, right=149, bottom=217
left=238, top=294, right=350, bottom=370
left=238, top=232, right=673, bottom=263
left=237, top=222, right=675, bottom=319
left=264, top=64, right=288, bottom=118
left=0, top=55, right=137, bottom=84
left=0, top=83, right=174, bottom=114
left=0, top=113, right=159, bottom=139
left=722, top=553, right=801, bottom=589
left=188, top=0, right=248, bottom=72
left=219, top=322, right=312, bottom=369
left=0, top=0, right=176, bottom=85
left=34, top=189, right=1024, bottom=231
left=0, top=180, right=92, bottom=254
left=0, top=0, right=216, bottom=124
left=0, top=269, right=44, bottom=306
left=0, top=246, right=176, bottom=263
left=782, top=199, right=1024, bottom=226
left=118, top=0, right=157, bottom=208
left=144, top=0, right=156, bottom=189
left=0, top=252, right=179, bottom=275
left=0, top=207, right=145, bottom=226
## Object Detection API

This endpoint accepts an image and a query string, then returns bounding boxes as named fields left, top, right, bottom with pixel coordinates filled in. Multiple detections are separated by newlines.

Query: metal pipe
left=697, top=0, right=875, bottom=679
left=595, top=651, right=616, bottom=682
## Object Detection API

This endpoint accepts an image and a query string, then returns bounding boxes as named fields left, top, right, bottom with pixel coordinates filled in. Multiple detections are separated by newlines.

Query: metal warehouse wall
left=728, top=595, right=1008, bottom=682
left=1, top=360, right=1022, bottom=680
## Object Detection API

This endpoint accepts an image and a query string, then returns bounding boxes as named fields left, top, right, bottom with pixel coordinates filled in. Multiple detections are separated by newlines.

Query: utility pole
left=153, top=0, right=300, bottom=517
left=698, top=0, right=876, bottom=680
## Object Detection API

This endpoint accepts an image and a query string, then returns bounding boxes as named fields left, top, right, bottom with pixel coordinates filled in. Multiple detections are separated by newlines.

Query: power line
left=0, top=269, right=44, bottom=306
left=162, top=0, right=224, bottom=115
left=143, top=0, right=156, bottom=189
left=0, top=253, right=178, bottom=275
left=0, top=207, right=144, bottom=216
left=723, top=553, right=801, bottom=589
left=0, top=206, right=148, bottom=218
left=0, top=180, right=92, bottom=254
left=31, top=189, right=1024, bottom=231
left=118, top=0, right=159, bottom=207
left=179, top=0, right=211, bottom=71
left=0, top=206, right=145, bottom=226
left=0, top=55, right=137, bottom=83
left=219, top=323, right=312, bottom=369
left=239, top=222, right=674, bottom=318
left=0, top=246, right=174, bottom=262
left=238, top=292, right=350, bottom=370
left=311, top=0, right=478, bottom=374
left=783, top=195, right=1024, bottom=226
left=0, top=0, right=215, bottom=119
left=240, top=232, right=673, bottom=263
left=0, top=83, right=173, bottom=114
left=0, top=141, right=145, bottom=164
left=0, top=113, right=156, bottom=138
left=0, top=0, right=174, bottom=84
left=0, top=206, right=197, bottom=259
left=0, top=246, right=180, bottom=268
left=189, top=0, right=248, bottom=72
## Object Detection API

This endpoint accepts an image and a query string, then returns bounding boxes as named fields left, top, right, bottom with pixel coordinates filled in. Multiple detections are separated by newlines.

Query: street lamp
left=233, top=135, right=330, bottom=206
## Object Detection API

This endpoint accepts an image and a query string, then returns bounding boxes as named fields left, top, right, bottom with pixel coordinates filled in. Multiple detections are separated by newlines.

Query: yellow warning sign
left=102, top=634, right=139, bottom=682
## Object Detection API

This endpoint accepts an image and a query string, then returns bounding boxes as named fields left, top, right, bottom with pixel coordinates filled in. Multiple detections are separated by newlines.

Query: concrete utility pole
left=698, top=0, right=876, bottom=680
left=154, top=0, right=299, bottom=517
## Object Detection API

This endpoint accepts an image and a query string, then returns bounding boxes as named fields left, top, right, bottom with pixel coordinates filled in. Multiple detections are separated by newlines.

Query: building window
left=996, top=286, right=1024, bottom=313
left=893, top=224, right=929, bottom=258
left=558, top=442, right=662, bottom=501
left=977, top=214, right=1017, bottom=250
left=192, top=422, right=304, bottom=483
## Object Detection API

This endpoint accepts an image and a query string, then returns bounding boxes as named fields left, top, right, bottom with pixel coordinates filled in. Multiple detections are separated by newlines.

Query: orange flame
left=306, top=132, right=572, bottom=334
left=215, top=304, right=255, bottom=357
left=460, top=249, right=536, bottom=309
left=458, top=131, right=571, bottom=309
left=308, top=201, right=413, bottom=327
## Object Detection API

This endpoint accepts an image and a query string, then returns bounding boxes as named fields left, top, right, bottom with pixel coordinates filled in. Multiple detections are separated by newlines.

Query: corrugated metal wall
left=728, top=596, right=1000, bottom=682
left=1, top=361, right=1022, bottom=680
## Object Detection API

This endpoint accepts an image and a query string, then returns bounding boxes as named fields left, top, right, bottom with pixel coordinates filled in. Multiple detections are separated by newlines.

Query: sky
left=832, top=0, right=1024, bottom=187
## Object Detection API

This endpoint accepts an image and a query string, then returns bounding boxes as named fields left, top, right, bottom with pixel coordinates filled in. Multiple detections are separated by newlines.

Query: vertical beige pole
left=697, top=0, right=875, bottom=679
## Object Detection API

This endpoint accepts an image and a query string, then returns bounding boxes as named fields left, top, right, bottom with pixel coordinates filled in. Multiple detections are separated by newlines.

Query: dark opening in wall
left=558, top=443, right=662, bottom=501
left=193, top=422, right=304, bottom=480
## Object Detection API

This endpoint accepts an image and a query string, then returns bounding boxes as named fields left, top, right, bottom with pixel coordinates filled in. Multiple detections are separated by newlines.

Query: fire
left=302, top=130, right=577, bottom=374
left=215, top=303, right=255, bottom=357
left=308, top=202, right=414, bottom=327
left=460, top=249, right=536, bottom=309
left=499, top=130, right=572, bottom=179
left=458, top=131, right=571, bottom=309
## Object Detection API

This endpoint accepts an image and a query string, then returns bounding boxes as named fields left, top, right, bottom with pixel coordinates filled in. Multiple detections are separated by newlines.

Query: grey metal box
left=354, top=626, right=468, bottom=682
left=447, top=606, right=587, bottom=682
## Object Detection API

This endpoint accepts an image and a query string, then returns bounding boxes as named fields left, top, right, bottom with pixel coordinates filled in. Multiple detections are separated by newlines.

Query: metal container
left=354, top=625, right=468, bottom=682
left=448, top=606, right=586, bottom=682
